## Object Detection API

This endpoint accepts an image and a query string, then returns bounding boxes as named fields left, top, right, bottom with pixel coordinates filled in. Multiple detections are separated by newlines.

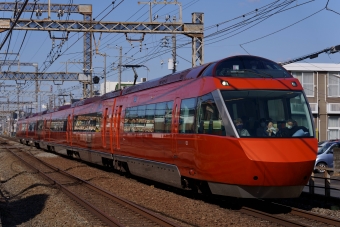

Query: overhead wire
left=12, top=0, right=332, bottom=108
left=6, top=1, right=126, bottom=105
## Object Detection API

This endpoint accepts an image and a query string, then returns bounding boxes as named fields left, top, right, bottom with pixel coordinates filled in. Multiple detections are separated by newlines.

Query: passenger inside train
left=223, top=90, right=314, bottom=138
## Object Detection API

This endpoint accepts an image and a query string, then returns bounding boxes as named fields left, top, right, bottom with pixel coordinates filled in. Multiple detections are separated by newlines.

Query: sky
left=1, top=0, right=340, bottom=110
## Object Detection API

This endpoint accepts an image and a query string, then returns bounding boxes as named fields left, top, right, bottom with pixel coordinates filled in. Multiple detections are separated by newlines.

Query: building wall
left=285, top=63, right=340, bottom=141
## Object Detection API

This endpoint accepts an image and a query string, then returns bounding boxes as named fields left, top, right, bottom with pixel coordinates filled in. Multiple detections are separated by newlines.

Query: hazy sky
left=1, top=0, right=340, bottom=103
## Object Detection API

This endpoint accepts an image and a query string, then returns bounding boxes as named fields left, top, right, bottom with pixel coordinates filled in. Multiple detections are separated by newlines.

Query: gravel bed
left=2, top=141, right=339, bottom=226
left=0, top=146, right=103, bottom=226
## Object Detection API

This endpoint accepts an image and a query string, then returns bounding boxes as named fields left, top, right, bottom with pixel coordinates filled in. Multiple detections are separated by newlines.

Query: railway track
left=0, top=137, right=180, bottom=227
left=3, top=136, right=340, bottom=226
left=238, top=199, right=340, bottom=226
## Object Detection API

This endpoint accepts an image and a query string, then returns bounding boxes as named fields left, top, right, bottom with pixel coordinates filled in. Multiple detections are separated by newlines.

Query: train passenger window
left=164, top=101, right=173, bottom=133
left=73, top=113, right=102, bottom=132
left=180, top=98, right=196, bottom=134
left=124, top=107, right=137, bottom=132
left=155, top=102, right=166, bottom=133
left=21, top=123, right=27, bottom=131
left=145, top=104, right=155, bottom=133
left=124, top=102, right=173, bottom=134
left=28, top=122, right=36, bottom=132
left=50, top=120, right=67, bottom=131
left=37, top=120, right=44, bottom=131
left=135, top=105, right=146, bottom=132
left=197, top=93, right=225, bottom=135
left=153, top=101, right=173, bottom=133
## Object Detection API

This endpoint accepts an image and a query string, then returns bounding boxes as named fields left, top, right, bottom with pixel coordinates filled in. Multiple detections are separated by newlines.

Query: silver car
left=315, top=142, right=339, bottom=172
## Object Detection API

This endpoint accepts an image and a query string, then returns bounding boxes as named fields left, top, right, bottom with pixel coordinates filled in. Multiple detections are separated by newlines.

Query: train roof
left=71, top=96, right=101, bottom=108
left=21, top=55, right=293, bottom=120
left=122, top=63, right=209, bottom=95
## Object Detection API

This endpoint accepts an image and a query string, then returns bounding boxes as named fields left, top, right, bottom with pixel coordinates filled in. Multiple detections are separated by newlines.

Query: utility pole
left=94, top=34, right=107, bottom=94
left=118, top=46, right=122, bottom=90
left=172, top=35, right=176, bottom=73
left=33, top=63, right=38, bottom=113
left=162, top=35, right=177, bottom=73
left=61, top=60, right=90, bottom=97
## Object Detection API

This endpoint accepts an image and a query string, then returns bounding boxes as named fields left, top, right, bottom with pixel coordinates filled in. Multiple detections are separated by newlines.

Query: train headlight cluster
left=291, top=82, right=297, bottom=87
left=221, top=80, right=229, bottom=86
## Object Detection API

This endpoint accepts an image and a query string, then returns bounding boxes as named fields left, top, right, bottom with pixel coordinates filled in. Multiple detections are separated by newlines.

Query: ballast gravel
left=1, top=140, right=340, bottom=226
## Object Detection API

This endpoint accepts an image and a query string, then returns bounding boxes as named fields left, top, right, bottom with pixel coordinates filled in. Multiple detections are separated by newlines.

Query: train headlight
left=221, top=80, right=229, bottom=86
left=291, top=81, right=297, bottom=87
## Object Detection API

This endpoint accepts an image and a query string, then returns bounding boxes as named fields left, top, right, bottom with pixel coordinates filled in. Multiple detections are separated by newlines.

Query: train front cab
left=194, top=88, right=317, bottom=198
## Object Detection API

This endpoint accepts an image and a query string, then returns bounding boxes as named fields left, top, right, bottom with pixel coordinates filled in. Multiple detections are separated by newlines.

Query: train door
left=109, top=102, right=116, bottom=153
left=172, top=98, right=181, bottom=160
left=66, top=114, right=72, bottom=145
left=47, top=118, right=51, bottom=141
left=102, top=108, right=108, bottom=148
left=42, top=119, right=47, bottom=140
left=113, top=105, right=122, bottom=150
left=174, top=97, right=197, bottom=170
left=25, top=119, right=29, bottom=138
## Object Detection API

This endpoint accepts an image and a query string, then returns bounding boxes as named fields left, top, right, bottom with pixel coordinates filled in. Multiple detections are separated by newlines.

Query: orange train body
left=17, top=55, right=317, bottom=198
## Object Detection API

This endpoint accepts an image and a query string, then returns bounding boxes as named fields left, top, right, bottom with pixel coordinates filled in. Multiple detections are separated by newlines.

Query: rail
left=1, top=140, right=180, bottom=227
left=240, top=200, right=340, bottom=226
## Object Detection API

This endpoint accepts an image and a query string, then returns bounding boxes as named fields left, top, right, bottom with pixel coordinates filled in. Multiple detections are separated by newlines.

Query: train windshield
left=215, top=56, right=291, bottom=78
left=221, top=90, right=314, bottom=138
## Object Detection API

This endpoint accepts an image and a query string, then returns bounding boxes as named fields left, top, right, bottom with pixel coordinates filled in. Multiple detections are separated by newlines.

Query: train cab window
left=197, top=93, right=225, bottom=135
left=215, top=56, right=291, bottom=78
left=201, top=63, right=216, bottom=77
left=180, top=98, right=197, bottom=134
left=221, top=90, right=314, bottom=138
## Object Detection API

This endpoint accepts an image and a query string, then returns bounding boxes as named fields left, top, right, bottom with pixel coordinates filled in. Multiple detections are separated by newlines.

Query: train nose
left=240, top=138, right=317, bottom=186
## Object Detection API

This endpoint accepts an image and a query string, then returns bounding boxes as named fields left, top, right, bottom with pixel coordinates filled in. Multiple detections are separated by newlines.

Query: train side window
left=124, top=108, right=131, bottom=132
left=135, top=105, right=146, bottom=132
left=73, top=113, right=102, bottom=132
left=155, top=102, right=167, bottom=133
left=145, top=104, right=155, bottom=133
left=51, top=119, right=66, bottom=131
left=165, top=101, right=173, bottom=133
left=130, top=107, right=138, bottom=132
left=28, top=122, right=36, bottom=132
left=197, top=93, right=225, bottom=136
left=37, top=120, right=44, bottom=131
left=201, top=63, right=216, bottom=77
left=180, top=98, right=197, bottom=134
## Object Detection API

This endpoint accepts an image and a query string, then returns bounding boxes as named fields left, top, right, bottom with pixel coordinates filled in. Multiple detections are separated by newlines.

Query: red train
left=17, top=55, right=317, bottom=198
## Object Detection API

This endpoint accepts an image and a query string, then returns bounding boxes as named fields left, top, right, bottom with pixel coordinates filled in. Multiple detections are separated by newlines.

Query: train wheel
left=315, top=162, right=327, bottom=173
